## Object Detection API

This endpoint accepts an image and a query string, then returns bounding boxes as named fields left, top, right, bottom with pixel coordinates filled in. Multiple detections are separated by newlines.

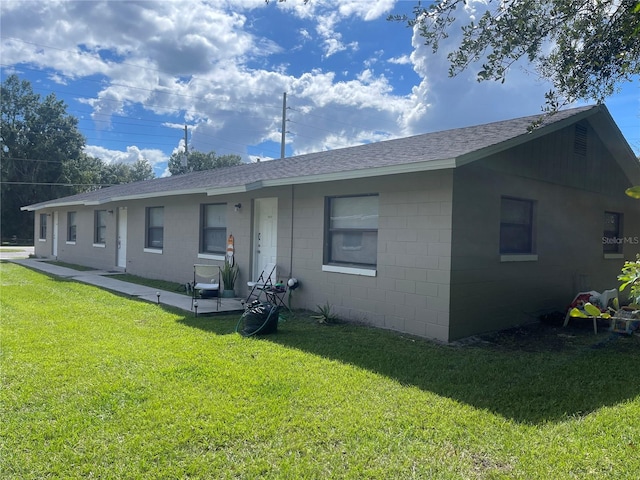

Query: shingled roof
left=22, top=104, right=636, bottom=211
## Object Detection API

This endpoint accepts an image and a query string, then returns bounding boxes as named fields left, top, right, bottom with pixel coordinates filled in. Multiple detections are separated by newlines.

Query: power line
left=1, top=181, right=115, bottom=186
left=1, top=42, right=382, bottom=155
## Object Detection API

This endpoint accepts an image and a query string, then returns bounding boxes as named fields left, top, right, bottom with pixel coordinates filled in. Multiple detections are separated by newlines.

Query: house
left=23, top=105, right=640, bottom=342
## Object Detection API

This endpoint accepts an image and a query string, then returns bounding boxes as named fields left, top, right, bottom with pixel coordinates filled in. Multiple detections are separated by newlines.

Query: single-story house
left=23, top=104, right=640, bottom=342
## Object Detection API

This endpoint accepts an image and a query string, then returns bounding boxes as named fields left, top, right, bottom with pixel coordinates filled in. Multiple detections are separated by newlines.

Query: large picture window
left=146, top=206, right=164, bottom=249
left=325, top=194, right=378, bottom=267
left=500, top=197, right=535, bottom=254
left=94, top=210, right=107, bottom=244
left=39, top=213, right=47, bottom=240
left=200, top=203, right=226, bottom=254
left=603, top=211, right=622, bottom=254
left=67, top=211, right=77, bottom=242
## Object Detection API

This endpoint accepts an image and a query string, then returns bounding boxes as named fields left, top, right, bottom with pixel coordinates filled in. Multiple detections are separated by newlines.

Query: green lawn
left=1, top=263, right=639, bottom=479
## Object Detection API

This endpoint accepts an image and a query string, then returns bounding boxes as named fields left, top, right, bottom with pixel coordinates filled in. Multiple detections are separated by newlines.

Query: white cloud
left=85, top=145, right=168, bottom=170
left=404, top=0, right=553, bottom=133
left=3, top=0, right=617, bottom=176
left=388, top=55, right=411, bottom=65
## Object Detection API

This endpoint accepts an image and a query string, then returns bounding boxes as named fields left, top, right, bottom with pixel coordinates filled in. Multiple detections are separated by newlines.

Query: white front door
left=52, top=211, right=59, bottom=258
left=117, top=207, right=127, bottom=269
left=253, top=198, right=278, bottom=279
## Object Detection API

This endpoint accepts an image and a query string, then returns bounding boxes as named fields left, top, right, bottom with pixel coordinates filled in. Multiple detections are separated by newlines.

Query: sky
left=1, top=0, right=638, bottom=178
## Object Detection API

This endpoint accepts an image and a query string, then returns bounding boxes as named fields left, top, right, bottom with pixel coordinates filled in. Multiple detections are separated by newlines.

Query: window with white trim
left=94, top=210, right=107, bottom=244
left=39, top=214, right=47, bottom=240
left=200, top=203, right=226, bottom=254
left=67, top=212, right=77, bottom=242
left=500, top=197, right=535, bottom=254
left=146, top=206, right=164, bottom=249
left=325, top=194, right=378, bottom=267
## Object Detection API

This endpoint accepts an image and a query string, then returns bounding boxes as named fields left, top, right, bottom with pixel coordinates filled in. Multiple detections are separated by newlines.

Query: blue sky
left=1, top=0, right=638, bottom=178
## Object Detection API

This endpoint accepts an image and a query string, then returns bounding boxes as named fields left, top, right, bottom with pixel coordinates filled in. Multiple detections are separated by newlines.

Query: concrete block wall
left=285, top=171, right=454, bottom=342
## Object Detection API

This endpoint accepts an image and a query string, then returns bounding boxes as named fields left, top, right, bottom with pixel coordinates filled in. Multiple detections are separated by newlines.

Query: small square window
left=324, top=195, right=378, bottom=267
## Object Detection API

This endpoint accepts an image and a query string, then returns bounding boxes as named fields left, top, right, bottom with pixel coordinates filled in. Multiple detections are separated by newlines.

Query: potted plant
left=220, top=259, right=239, bottom=298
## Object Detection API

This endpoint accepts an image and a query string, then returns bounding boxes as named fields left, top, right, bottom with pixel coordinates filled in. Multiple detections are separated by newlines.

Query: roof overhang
left=454, top=107, right=600, bottom=168
left=205, top=158, right=457, bottom=196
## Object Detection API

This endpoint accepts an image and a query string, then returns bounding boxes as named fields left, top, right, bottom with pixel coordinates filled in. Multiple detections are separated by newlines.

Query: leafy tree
left=1, top=75, right=87, bottom=241
left=130, top=158, right=155, bottom=182
left=391, top=0, right=640, bottom=112
left=1, top=75, right=156, bottom=242
left=168, top=150, right=242, bottom=176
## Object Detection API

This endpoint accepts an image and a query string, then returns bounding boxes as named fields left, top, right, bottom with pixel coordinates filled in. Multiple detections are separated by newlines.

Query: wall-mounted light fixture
left=234, top=203, right=242, bottom=212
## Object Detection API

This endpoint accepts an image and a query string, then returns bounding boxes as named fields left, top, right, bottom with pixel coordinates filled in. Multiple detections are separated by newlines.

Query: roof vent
left=574, top=124, right=587, bottom=156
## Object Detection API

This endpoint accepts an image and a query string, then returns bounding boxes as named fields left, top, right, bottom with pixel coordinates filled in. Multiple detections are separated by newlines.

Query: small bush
left=311, top=301, right=339, bottom=324
left=618, top=254, right=640, bottom=305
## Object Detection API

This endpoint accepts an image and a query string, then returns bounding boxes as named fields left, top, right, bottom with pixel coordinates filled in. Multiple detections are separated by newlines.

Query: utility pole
left=184, top=125, right=188, bottom=156
left=281, top=92, right=286, bottom=159
left=181, top=125, right=188, bottom=167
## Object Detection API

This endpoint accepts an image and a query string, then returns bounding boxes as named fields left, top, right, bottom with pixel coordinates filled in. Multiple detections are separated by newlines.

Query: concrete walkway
left=6, top=256, right=245, bottom=316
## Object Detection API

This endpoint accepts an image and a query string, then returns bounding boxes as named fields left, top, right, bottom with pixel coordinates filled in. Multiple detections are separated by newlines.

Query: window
left=67, top=212, right=77, bottom=242
left=500, top=197, right=535, bottom=254
left=200, top=203, right=226, bottom=254
left=146, top=206, right=164, bottom=249
left=39, top=214, right=47, bottom=240
left=94, top=210, right=107, bottom=244
left=325, top=195, right=378, bottom=267
left=603, top=212, right=622, bottom=254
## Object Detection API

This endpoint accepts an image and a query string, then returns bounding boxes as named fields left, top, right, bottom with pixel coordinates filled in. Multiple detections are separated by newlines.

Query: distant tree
left=391, top=0, right=640, bottom=112
left=168, top=150, right=242, bottom=176
left=0, top=75, right=157, bottom=242
left=1, top=75, right=87, bottom=241
left=130, top=158, right=155, bottom=182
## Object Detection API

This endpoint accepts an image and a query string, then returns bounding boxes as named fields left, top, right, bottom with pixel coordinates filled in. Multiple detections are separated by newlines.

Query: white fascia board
left=109, top=187, right=208, bottom=202
left=205, top=185, right=255, bottom=196
left=21, top=200, right=89, bottom=211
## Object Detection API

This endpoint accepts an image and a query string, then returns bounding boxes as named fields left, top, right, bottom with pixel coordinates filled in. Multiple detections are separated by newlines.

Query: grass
left=1, top=262, right=639, bottom=479
left=45, top=261, right=189, bottom=294
left=45, top=260, right=97, bottom=271
left=114, top=273, right=188, bottom=295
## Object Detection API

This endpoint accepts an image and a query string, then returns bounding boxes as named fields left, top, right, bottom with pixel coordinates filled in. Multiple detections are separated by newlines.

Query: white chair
left=192, top=264, right=221, bottom=312
left=597, top=289, right=618, bottom=310
left=245, top=262, right=276, bottom=303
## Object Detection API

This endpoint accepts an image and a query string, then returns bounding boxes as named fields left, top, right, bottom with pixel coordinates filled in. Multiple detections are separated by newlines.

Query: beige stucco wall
left=449, top=122, right=640, bottom=340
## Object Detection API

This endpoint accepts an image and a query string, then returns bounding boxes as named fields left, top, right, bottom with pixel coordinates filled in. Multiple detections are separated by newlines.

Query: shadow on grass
left=179, top=311, right=640, bottom=425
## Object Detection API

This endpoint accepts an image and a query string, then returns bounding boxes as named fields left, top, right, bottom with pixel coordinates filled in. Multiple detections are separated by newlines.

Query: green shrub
left=618, top=254, right=640, bottom=305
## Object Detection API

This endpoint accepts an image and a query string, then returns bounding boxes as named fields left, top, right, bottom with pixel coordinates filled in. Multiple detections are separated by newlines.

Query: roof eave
left=455, top=106, right=601, bottom=167
left=204, top=158, right=457, bottom=195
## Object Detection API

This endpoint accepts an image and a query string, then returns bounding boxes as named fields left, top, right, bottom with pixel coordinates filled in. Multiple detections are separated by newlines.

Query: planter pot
left=221, top=289, right=235, bottom=298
